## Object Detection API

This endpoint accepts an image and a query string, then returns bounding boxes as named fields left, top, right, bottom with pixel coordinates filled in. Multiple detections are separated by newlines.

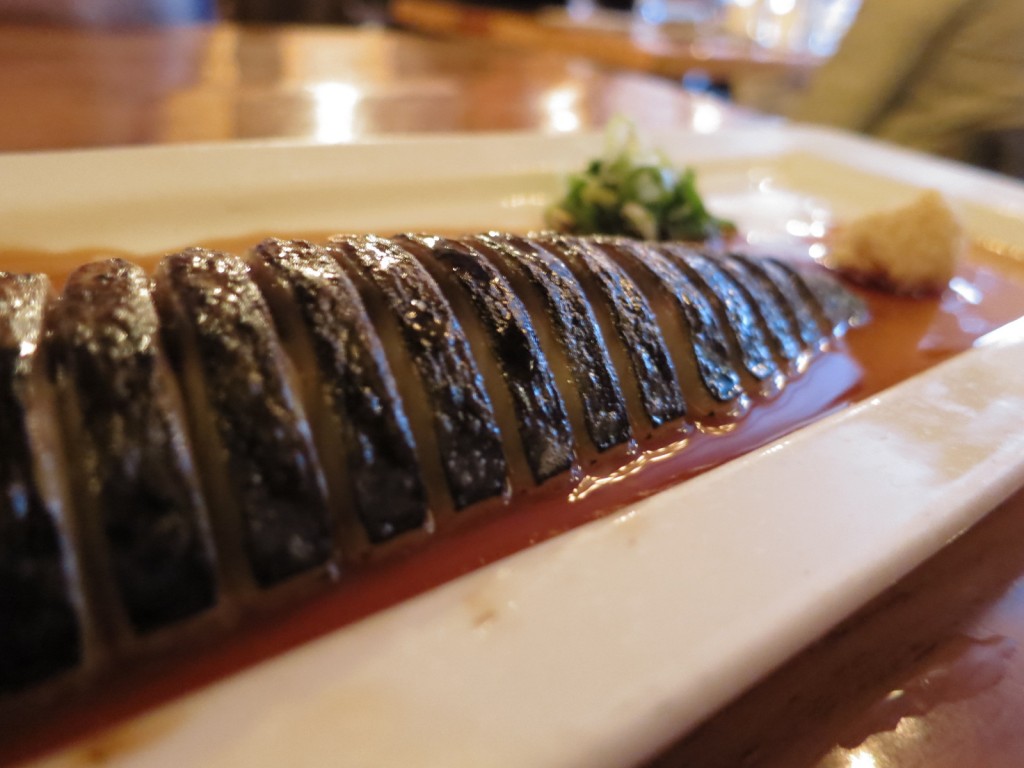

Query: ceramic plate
left=5, top=124, right=1024, bottom=768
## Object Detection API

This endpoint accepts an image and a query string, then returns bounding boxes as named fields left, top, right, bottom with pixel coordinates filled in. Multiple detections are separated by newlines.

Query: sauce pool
left=2, top=235, right=1024, bottom=764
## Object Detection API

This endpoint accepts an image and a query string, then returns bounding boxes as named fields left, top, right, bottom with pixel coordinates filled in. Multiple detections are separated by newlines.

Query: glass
left=566, top=0, right=634, bottom=24
left=632, top=0, right=721, bottom=43
left=718, top=0, right=860, bottom=54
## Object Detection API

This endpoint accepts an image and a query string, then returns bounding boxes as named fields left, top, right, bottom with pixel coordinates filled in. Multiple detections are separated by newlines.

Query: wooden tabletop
left=389, top=0, right=819, bottom=82
left=2, top=19, right=1023, bottom=768
left=0, top=21, right=755, bottom=153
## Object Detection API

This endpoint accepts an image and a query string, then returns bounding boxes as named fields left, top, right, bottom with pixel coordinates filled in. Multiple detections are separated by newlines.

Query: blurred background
left=0, top=0, right=1021, bottom=177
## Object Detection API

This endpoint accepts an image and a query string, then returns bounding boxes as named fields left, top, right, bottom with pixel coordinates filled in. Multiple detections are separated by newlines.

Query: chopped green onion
left=545, top=119, right=733, bottom=242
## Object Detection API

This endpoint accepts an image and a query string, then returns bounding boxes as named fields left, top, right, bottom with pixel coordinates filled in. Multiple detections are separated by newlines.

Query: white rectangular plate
left=6, top=124, right=1024, bottom=768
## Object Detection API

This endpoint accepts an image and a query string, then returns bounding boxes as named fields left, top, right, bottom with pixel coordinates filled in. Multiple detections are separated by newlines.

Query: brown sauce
left=2, top=235, right=1024, bottom=765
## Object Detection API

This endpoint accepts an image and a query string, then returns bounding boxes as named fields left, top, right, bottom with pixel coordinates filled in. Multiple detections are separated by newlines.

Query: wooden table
left=1, top=20, right=1023, bottom=768
left=390, top=0, right=819, bottom=83
left=0, top=21, right=757, bottom=152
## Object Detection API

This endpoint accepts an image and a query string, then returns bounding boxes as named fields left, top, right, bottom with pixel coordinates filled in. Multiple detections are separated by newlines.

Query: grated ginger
left=828, top=190, right=965, bottom=295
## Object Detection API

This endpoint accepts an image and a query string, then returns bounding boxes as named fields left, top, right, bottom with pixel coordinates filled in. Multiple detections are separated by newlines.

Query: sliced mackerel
left=533, top=233, right=687, bottom=429
left=0, top=273, right=81, bottom=693
left=49, top=260, right=218, bottom=641
left=248, top=239, right=428, bottom=551
left=394, top=233, right=575, bottom=484
left=466, top=232, right=632, bottom=454
left=0, top=233, right=868, bottom=702
left=155, top=250, right=332, bottom=590
left=329, top=235, right=508, bottom=511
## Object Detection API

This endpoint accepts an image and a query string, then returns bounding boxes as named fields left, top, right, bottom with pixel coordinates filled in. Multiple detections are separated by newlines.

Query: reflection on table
left=390, top=0, right=844, bottom=83
left=0, top=22, right=758, bottom=152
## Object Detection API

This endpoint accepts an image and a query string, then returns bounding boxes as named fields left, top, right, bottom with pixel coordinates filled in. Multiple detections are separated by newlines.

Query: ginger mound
left=828, top=190, right=965, bottom=296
